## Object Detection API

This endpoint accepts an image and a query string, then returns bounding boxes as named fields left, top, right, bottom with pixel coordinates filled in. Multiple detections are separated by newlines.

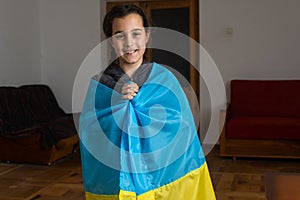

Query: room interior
left=0, top=0, right=300, bottom=199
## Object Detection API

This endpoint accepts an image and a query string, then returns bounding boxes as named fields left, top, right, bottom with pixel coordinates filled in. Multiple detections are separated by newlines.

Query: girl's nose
left=124, top=35, right=134, bottom=47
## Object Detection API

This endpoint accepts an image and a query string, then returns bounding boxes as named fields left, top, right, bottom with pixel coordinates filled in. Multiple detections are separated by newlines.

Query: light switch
left=225, top=27, right=233, bottom=36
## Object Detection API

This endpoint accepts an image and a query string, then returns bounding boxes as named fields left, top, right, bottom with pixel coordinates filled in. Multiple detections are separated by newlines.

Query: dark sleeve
left=95, top=62, right=127, bottom=93
left=95, top=62, right=153, bottom=93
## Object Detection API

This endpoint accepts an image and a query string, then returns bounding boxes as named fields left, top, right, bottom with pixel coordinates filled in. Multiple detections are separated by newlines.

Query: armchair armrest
left=220, top=106, right=227, bottom=134
left=220, top=103, right=231, bottom=132
left=219, top=105, right=229, bottom=155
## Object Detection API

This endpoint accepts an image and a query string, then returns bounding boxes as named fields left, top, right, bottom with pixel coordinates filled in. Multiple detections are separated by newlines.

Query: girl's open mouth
left=124, top=49, right=138, bottom=54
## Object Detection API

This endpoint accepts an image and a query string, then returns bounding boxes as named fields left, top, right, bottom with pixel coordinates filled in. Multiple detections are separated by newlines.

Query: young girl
left=80, top=4, right=215, bottom=200
left=98, top=4, right=151, bottom=101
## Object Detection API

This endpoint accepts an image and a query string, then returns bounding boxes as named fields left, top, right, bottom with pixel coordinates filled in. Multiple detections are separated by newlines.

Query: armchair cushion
left=226, top=117, right=300, bottom=140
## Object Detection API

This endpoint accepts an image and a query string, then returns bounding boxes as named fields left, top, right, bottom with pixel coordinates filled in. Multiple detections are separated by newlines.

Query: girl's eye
left=114, top=33, right=125, bottom=40
left=132, top=32, right=142, bottom=38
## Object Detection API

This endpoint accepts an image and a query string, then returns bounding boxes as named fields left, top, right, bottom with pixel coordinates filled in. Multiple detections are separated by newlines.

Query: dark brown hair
left=103, top=4, right=150, bottom=38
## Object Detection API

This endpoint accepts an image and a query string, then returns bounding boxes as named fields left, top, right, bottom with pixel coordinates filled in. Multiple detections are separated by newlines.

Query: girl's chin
left=119, top=57, right=143, bottom=66
left=122, top=59, right=141, bottom=65
left=120, top=56, right=143, bottom=64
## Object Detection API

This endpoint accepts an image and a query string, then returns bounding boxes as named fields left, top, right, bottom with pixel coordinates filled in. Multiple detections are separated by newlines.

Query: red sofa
left=0, top=85, right=79, bottom=165
left=220, top=80, right=300, bottom=159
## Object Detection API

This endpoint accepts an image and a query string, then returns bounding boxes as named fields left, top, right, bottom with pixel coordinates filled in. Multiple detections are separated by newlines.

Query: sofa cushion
left=0, top=87, right=33, bottom=130
left=226, top=117, right=300, bottom=140
left=19, top=85, right=65, bottom=123
left=230, top=80, right=300, bottom=118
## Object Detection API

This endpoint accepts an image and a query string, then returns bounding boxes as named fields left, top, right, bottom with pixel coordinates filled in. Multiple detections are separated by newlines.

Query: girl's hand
left=121, top=82, right=139, bottom=100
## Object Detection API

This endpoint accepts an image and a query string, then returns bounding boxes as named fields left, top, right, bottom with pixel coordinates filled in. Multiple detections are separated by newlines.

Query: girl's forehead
left=112, top=13, right=144, bottom=33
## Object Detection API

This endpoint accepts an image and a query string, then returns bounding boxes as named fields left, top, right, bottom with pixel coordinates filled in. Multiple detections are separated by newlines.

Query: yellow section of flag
left=85, top=162, right=215, bottom=200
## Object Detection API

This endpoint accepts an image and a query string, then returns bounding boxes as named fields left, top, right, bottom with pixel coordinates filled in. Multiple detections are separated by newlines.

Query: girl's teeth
left=126, top=50, right=136, bottom=54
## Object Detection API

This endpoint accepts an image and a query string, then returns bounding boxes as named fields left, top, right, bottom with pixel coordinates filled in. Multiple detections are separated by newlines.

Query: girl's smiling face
left=111, top=13, right=149, bottom=71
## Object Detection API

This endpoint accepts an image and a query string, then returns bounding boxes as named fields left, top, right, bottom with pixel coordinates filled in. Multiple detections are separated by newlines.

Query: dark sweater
left=94, top=61, right=153, bottom=93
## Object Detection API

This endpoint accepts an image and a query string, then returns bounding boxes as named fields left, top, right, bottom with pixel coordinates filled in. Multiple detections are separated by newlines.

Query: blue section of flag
left=80, top=63, right=206, bottom=196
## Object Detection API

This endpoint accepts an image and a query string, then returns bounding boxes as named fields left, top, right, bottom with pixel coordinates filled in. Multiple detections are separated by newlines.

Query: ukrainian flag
left=79, top=63, right=216, bottom=200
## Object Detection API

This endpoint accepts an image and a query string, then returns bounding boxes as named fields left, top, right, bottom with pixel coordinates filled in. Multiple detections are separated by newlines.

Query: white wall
left=0, top=0, right=41, bottom=85
left=200, top=0, right=300, bottom=138
left=201, top=0, right=300, bottom=90
left=39, top=0, right=101, bottom=113
left=1, top=0, right=300, bottom=132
